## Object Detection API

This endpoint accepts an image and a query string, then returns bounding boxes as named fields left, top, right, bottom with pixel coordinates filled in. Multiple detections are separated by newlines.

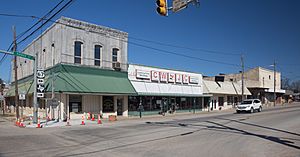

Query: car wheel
left=258, top=106, right=262, bottom=112
left=236, top=110, right=240, bottom=114
left=250, top=107, right=254, bottom=113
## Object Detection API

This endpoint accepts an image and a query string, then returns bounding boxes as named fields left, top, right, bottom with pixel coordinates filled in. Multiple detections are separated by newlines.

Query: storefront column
left=99, top=96, right=103, bottom=114
left=201, top=97, right=204, bottom=111
left=114, top=96, right=117, bottom=115
left=123, top=95, right=128, bottom=117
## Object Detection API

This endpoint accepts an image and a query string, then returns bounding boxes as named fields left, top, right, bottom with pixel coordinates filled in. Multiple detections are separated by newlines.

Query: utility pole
left=241, top=54, right=245, bottom=101
left=33, top=51, right=38, bottom=123
left=273, top=60, right=276, bottom=107
left=13, top=26, right=20, bottom=120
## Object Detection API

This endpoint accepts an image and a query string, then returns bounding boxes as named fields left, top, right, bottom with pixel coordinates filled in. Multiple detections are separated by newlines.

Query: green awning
left=6, top=64, right=136, bottom=96
left=5, top=79, right=34, bottom=96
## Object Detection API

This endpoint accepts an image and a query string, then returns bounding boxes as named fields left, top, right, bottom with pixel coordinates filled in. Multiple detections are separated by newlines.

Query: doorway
left=117, top=98, right=123, bottom=116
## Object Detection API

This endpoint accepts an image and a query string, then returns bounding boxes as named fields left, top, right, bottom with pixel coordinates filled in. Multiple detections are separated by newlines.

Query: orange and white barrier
left=36, top=117, right=42, bottom=128
left=91, top=114, right=95, bottom=121
left=19, top=119, right=25, bottom=128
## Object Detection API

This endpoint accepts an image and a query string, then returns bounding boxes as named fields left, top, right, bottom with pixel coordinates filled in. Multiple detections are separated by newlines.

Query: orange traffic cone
left=87, top=112, right=90, bottom=120
left=91, top=114, right=95, bottom=121
left=16, top=118, right=20, bottom=126
left=81, top=115, right=85, bottom=125
left=19, top=119, right=25, bottom=128
left=97, top=114, right=102, bottom=124
left=37, top=117, right=42, bottom=128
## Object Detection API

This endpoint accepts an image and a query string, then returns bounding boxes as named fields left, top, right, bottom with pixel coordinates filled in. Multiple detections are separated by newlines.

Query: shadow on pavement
left=217, top=117, right=300, bottom=137
left=206, top=120, right=300, bottom=150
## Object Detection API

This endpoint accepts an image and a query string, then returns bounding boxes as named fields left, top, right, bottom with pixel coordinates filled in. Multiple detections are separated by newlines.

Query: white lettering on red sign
left=151, top=71, right=160, bottom=81
left=160, top=72, right=168, bottom=82
left=168, top=73, right=175, bottom=83
left=176, top=74, right=182, bottom=83
left=182, top=74, right=189, bottom=84
left=136, top=70, right=150, bottom=79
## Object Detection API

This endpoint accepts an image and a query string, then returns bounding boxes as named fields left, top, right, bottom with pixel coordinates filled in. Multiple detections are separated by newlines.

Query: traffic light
left=156, top=0, right=168, bottom=16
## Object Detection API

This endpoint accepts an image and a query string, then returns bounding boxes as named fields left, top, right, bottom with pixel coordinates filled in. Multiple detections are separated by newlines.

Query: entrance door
left=69, top=102, right=80, bottom=113
left=117, top=98, right=123, bottom=116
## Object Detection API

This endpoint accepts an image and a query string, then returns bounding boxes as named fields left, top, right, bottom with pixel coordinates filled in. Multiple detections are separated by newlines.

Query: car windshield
left=241, top=100, right=252, bottom=104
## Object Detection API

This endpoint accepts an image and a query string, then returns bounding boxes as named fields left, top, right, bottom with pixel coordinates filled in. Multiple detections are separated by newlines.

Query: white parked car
left=236, top=99, right=262, bottom=113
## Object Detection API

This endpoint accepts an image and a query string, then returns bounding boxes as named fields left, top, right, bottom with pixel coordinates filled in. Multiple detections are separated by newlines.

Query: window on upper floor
left=112, top=48, right=119, bottom=63
left=269, top=75, right=271, bottom=80
left=74, top=41, right=83, bottom=64
left=94, top=45, right=102, bottom=66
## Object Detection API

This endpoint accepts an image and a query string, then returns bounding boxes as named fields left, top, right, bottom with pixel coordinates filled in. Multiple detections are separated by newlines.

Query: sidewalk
left=3, top=102, right=298, bottom=128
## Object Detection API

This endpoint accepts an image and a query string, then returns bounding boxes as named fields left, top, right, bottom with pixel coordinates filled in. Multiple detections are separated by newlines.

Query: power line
left=129, top=41, right=241, bottom=67
left=1, top=14, right=242, bottom=68
left=0, top=0, right=74, bottom=66
left=16, top=0, right=66, bottom=40
left=16, top=0, right=74, bottom=46
left=0, top=0, right=64, bottom=65
left=130, top=36, right=241, bottom=56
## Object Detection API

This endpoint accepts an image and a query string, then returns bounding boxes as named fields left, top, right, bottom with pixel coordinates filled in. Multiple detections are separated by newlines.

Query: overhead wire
left=130, top=36, right=241, bottom=56
left=0, top=0, right=74, bottom=66
left=3, top=8, right=299, bottom=78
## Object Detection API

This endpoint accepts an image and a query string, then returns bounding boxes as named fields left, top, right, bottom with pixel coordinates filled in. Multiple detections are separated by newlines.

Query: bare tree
left=281, top=78, right=291, bottom=90
left=290, top=80, right=300, bottom=93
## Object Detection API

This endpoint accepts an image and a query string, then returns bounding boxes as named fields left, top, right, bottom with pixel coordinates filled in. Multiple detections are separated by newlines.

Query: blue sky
left=0, top=0, right=300, bottom=83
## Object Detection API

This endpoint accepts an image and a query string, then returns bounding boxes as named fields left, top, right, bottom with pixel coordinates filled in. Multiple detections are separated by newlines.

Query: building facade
left=128, top=64, right=210, bottom=116
left=203, top=80, right=251, bottom=111
left=6, top=17, right=135, bottom=120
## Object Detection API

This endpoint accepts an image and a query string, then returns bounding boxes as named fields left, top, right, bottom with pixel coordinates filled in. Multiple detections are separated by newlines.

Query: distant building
left=204, top=67, right=285, bottom=105
left=203, top=80, right=251, bottom=111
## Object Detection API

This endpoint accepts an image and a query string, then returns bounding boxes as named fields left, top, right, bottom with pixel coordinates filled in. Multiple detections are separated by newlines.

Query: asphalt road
left=0, top=103, right=299, bottom=157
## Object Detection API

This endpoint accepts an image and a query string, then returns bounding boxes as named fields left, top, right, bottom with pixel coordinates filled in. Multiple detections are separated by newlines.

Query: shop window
left=218, top=97, right=224, bottom=106
left=74, top=41, right=83, bottom=64
left=227, top=96, right=233, bottom=105
left=103, top=96, right=114, bottom=112
left=94, top=45, right=102, bottom=66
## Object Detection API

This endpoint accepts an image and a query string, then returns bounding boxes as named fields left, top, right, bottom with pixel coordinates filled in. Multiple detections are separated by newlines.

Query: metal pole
left=13, top=26, right=20, bottom=120
left=193, top=98, right=196, bottom=114
left=273, top=60, right=276, bottom=107
left=33, top=52, right=38, bottom=123
left=241, top=54, right=245, bottom=101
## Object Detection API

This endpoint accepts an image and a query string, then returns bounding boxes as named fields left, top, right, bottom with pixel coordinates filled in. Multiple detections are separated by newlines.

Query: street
left=0, top=104, right=299, bottom=157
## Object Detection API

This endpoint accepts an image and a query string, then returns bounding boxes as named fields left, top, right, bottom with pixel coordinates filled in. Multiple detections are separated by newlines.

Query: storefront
left=203, top=80, right=252, bottom=110
left=128, top=64, right=208, bottom=116
left=5, top=63, right=136, bottom=120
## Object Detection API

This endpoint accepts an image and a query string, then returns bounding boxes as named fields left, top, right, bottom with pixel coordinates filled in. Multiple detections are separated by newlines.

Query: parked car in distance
left=236, top=99, right=262, bottom=113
